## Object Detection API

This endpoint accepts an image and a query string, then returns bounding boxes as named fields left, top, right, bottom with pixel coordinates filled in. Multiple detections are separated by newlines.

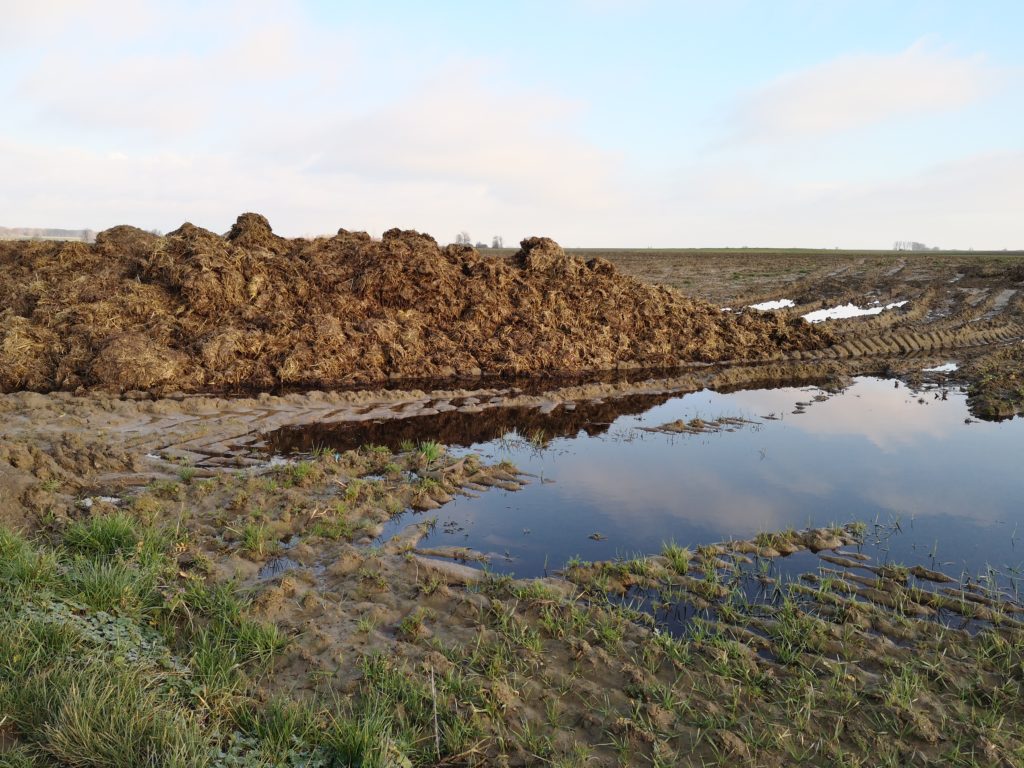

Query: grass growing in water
left=416, top=440, right=443, bottom=464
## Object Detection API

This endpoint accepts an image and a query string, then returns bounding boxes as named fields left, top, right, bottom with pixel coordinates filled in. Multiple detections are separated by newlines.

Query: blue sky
left=1, top=0, right=1021, bottom=247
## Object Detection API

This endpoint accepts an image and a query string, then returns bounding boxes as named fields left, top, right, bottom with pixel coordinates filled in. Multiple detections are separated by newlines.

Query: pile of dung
left=0, top=213, right=835, bottom=394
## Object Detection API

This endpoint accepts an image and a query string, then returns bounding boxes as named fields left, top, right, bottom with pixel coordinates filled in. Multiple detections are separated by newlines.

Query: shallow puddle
left=277, top=377, right=1024, bottom=589
left=257, top=556, right=300, bottom=580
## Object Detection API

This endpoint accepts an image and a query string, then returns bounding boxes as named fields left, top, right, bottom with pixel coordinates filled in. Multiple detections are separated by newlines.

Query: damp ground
left=4, top=369, right=1024, bottom=765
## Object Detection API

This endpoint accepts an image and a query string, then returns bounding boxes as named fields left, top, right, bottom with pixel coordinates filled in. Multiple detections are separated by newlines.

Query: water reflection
left=266, top=391, right=677, bottom=454
left=290, top=376, right=1022, bottom=583
left=724, top=378, right=960, bottom=451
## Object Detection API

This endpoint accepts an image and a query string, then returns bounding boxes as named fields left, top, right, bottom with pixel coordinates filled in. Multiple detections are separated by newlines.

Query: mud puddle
left=268, top=376, right=1024, bottom=593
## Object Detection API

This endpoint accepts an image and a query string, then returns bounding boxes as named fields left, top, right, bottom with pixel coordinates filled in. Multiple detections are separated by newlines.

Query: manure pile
left=0, top=213, right=833, bottom=394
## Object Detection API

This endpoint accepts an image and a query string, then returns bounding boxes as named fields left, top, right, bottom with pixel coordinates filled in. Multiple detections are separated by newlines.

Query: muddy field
left=596, top=246, right=1024, bottom=420
left=2, top=237, right=1024, bottom=766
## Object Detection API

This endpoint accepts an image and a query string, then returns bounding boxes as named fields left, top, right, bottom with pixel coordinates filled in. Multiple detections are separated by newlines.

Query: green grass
left=64, top=512, right=140, bottom=558
left=0, top=526, right=295, bottom=768
left=6, top=508, right=1024, bottom=767
left=238, top=522, right=275, bottom=558
left=661, top=540, right=690, bottom=574
left=309, top=515, right=354, bottom=541
left=272, top=460, right=319, bottom=488
left=416, top=440, right=442, bottom=464
left=21, top=661, right=210, bottom=768
left=0, top=529, right=59, bottom=596
left=231, top=698, right=321, bottom=763
left=320, top=694, right=404, bottom=768
left=397, top=607, right=432, bottom=641
left=62, top=556, right=161, bottom=618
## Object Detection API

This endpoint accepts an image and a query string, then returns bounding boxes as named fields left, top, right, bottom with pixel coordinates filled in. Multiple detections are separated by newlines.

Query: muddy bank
left=0, top=213, right=833, bottom=394
left=967, top=345, right=1024, bottom=420
left=4, top=466, right=1023, bottom=766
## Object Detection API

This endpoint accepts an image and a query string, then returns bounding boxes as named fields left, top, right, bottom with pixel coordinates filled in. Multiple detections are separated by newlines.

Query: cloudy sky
left=1, top=0, right=1021, bottom=247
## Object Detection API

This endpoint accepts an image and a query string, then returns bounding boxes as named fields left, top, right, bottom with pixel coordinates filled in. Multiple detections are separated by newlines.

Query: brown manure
left=0, top=213, right=836, bottom=394
left=90, top=333, right=194, bottom=391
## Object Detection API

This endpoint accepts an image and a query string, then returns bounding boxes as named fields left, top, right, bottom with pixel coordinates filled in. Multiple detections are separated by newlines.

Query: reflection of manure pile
left=641, top=415, right=758, bottom=435
left=0, top=213, right=833, bottom=394
left=268, top=391, right=677, bottom=455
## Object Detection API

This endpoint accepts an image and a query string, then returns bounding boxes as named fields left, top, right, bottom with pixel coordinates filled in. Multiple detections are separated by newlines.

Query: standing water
left=274, top=376, right=1024, bottom=587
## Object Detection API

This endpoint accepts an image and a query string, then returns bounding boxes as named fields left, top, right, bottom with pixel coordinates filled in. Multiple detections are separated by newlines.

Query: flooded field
left=267, top=375, right=1024, bottom=590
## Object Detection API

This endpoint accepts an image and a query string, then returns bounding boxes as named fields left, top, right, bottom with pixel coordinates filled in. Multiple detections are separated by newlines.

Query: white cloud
left=0, top=0, right=160, bottom=47
left=729, top=41, right=996, bottom=144
left=296, top=66, right=619, bottom=210
left=0, top=1, right=621, bottom=240
left=14, top=4, right=317, bottom=140
left=725, top=381, right=957, bottom=452
left=637, top=148, right=1024, bottom=249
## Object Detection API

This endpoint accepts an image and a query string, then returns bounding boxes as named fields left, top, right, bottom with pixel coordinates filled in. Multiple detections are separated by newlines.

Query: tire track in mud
left=786, top=322, right=1023, bottom=362
left=756, top=260, right=1024, bottom=367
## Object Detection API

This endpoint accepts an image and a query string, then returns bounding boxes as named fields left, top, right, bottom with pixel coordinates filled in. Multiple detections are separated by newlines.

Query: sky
left=1, top=0, right=1022, bottom=248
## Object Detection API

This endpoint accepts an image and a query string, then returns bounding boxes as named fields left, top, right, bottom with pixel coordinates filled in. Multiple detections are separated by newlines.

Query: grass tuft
left=64, top=513, right=139, bottom=559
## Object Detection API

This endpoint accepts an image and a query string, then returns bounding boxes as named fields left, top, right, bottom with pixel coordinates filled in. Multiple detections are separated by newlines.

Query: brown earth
left=0, top=213, right=834, bottom=395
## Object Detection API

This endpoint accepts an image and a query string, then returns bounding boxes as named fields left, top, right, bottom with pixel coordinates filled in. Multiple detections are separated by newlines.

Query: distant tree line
left=893, top=241, right=940, bottom=251
left=0, top=227, right=96, bottom=243
left=454, top=232, right=503, bottom=248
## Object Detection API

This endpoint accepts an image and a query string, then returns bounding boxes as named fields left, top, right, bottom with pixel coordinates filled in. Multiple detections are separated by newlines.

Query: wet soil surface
left=599, top=247, right=1024, bottom=419
left=3, top=369, right=1024, bottom=764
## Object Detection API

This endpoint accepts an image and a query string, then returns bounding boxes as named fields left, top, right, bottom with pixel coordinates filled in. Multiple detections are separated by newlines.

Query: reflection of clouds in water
left=861, top=481, right=1007, bottom=526
left=409, top=375, right=1024, bottom=580
left=749, top=463, right=836, bottom=499
left=559, top=460, right=788, bottom=539
left=721, top=379, right=959, bottom=452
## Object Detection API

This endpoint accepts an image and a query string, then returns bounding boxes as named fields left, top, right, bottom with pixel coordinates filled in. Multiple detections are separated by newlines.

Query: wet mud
left=4, top=391, right=1022, bottom=765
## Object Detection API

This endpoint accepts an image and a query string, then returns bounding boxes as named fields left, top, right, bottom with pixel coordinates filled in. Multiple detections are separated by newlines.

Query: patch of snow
left=802, top=301, right=907, bottom=323
left=923, top=362, right=958, bottom=373
left=748, top=299, right=795, bottom=311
